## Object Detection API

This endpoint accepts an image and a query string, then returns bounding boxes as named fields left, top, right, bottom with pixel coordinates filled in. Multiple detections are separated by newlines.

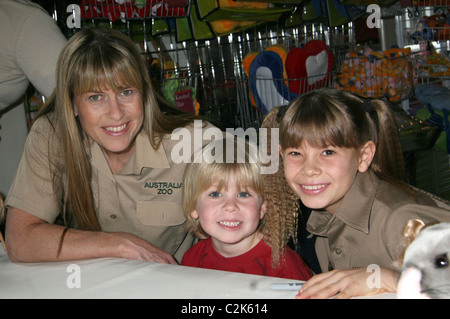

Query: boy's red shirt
left=181, top=237, right=313, bottom=281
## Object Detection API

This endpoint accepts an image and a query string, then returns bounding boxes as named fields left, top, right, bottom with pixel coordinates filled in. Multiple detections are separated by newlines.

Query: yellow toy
left=209, top=0, right=268, bottom=35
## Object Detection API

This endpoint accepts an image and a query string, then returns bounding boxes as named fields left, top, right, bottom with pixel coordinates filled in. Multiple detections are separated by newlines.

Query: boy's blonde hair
left=182, top=138, right=265, bottom=239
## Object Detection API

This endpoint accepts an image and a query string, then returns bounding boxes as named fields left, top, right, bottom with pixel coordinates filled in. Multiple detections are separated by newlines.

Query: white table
left=0, top=249, right=303, bottom=299
left=0, top=249, right=395, bottom=300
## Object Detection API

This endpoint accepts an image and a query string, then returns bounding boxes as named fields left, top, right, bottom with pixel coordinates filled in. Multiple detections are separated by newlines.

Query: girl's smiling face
left=190, top=173, right=266, bottom=257
left=281, top=141, right=375, bottom=215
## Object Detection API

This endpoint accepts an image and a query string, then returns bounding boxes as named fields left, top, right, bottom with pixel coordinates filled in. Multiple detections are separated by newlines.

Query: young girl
left=263, top=88, right=450, bottom=298
left=181, top=138, right=312, bottom=281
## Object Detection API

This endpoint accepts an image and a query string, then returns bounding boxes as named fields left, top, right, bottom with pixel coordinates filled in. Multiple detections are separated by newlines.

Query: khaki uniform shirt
left=6, top=117, right=217, bottom=262
left=0, top=0, right=66, bottom=195
left=307, top=171, right=450, bottom=272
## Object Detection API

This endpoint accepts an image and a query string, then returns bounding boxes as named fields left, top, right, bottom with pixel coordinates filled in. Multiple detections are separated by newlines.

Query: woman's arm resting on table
left=295, top=267, right=398, bottom=299
left=5, top=206, right=176, bottom=264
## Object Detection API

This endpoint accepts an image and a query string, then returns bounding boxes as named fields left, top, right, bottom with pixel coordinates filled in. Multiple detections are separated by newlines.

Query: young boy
left=181, top=138, right=312, bottom=280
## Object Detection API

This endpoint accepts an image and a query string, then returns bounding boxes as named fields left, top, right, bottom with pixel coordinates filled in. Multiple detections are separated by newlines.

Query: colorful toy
left=285, top=40, right=334, bottom=95
left=248, top=50, right=298, bottom=114
left=334, top=45, right=412, bottom=102
left=218, top=0, right=267, bottom=9
left=266, top=44, right=288, bottom=81
left=415, top=51, right=450, bottom=78
left=243, top=44, right=297, bottom=114
left=162, top=74, right=200, bottom=115
left=242, top=41, right=334, bottom=114
left=242, top=52, right=259, bottom=107
left=206, top=0, right=267, bottom=35
left=410, top=7, right=450, bottom=42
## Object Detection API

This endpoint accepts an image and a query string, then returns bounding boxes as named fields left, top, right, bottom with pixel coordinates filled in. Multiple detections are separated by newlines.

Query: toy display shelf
left=398, top=5, right=450, bottom=45
left=414, top=52, right=450, bottom=84
left=79, top=0, right=190, bottom=21
left=397, top=5, right=450, bottom=85
left=74, top=0, right=355, bottom=130
left=195, top=0, right=293, bottom=22
left=139, top=21, right=356, bottom=130
left=333, top=51, right=414, bottom=103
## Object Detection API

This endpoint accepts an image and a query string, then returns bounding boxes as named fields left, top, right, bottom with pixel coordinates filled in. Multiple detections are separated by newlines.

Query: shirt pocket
left=136, top=201, right=186, bottom=226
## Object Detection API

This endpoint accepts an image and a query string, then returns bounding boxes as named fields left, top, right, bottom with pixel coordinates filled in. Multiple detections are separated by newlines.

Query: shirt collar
left=307, top=171, right=378, bottom=236
left=89, top=131, right=171, bottom=178
left=128, top=132, right=171, bottom=172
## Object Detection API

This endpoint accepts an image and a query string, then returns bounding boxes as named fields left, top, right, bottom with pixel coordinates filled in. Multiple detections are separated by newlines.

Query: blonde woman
left=5, top=28, right=212, bottom=264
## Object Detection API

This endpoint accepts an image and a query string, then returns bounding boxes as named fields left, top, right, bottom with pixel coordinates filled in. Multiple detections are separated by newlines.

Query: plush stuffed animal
left=285, top=40, right=334, bottom=95
left=248, top=50, right=298, bottom=114
left=335, top=45, right=411, bottom=102
left=242, top=45, right=298, bottom=114
left=398, top=219, right=450, bottom=299
left=421, top=13, right=450, bottom=41
left=243, top=41, right=334, bottom=113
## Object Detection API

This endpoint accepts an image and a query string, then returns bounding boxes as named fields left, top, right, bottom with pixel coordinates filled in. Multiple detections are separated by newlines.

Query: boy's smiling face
left=190, top=173, right=266, bottom=257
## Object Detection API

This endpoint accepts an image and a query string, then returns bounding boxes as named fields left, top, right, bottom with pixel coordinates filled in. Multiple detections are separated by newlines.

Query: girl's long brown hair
left=262, top=88, right=406, bottom=266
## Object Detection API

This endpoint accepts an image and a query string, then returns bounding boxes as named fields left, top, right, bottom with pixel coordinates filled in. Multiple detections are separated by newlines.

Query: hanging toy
left=162, top=75, right=200, bottom=115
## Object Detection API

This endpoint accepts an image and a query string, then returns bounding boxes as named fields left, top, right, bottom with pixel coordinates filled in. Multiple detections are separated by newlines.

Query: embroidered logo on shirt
left=144, top=181, right=182, bottom=195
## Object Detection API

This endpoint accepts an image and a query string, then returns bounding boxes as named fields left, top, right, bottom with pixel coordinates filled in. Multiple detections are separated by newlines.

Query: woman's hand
left=296, top=267, right=399, bottom=299
left=113, top=232, right=178, bottom=264
left=6, top=207, right=177, bottom=264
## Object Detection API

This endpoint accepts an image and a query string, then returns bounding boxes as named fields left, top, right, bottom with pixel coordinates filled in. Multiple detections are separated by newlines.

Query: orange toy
left=218, top=0, right=267, bottom=9
left=209, top=0, right=267, bottom=35
left=209, top=20, right=239, bottom=34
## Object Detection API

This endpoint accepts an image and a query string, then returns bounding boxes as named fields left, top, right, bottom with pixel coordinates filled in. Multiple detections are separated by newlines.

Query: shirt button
left=110, top=214, right=117, bottom=220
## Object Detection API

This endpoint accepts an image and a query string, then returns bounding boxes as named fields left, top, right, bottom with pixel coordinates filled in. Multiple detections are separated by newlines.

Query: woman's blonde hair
left=183, top=138, right=265, bottom=239
left=35, top=28, right=197, bottom=238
